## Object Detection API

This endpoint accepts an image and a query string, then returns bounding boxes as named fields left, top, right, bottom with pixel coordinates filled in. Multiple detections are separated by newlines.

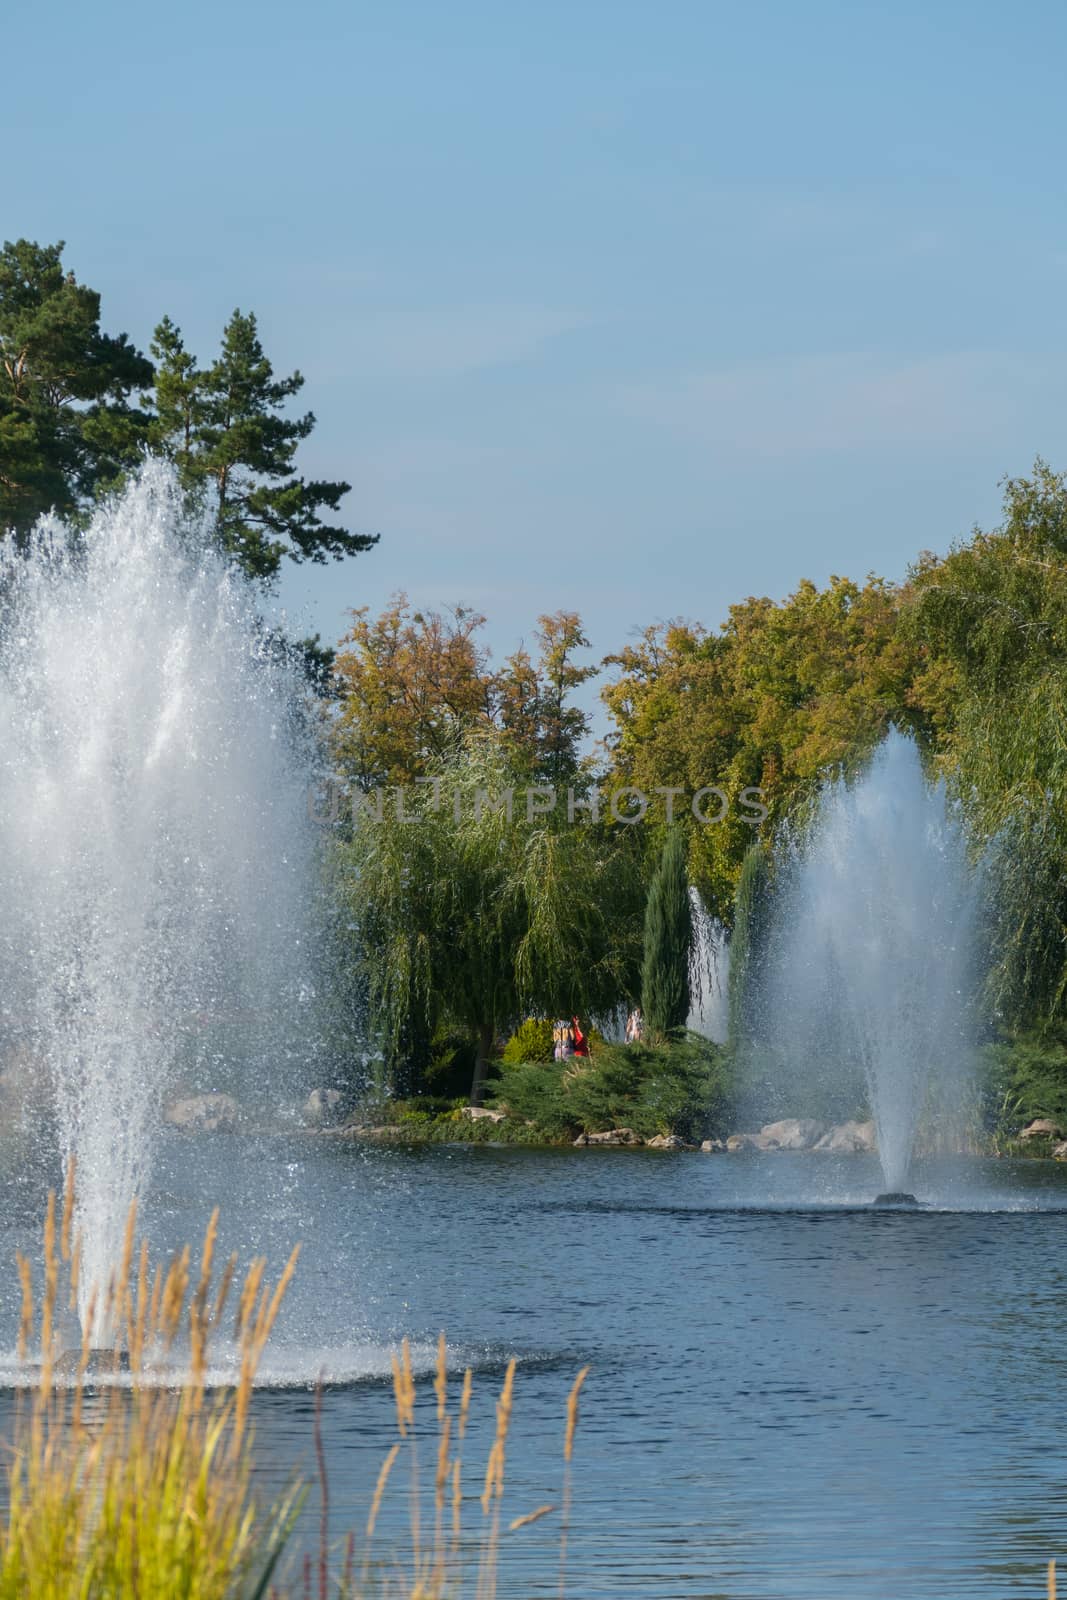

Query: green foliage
left=0, top=239, right=373, bottom=583
left=490, top=1035, right=728, bottom=1141
left=600, top=575, right=918, bottom=920
left=980, top=1028, right=1067, bottom=1135
left=335, top=737, right=644, bottom=1098
left=501, top=1018, right=556, bottom=1064
left=904, top=461, right=1067, bottom=1026
left=422, top=1026, right=480, bottom=1098
left=641, top=828, right=692, bottom=1037
left=151, top=307, right=376, bottom=582
left=0, top=238, right=152, bottom=535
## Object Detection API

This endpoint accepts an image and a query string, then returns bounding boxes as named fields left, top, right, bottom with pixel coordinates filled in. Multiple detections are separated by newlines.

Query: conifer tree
left=0, top=239, right=152, bottom=536
left=148, top=315, right=204, bottom=485
left=641, top=828, right=692, bottom=1037
left=196, top=308, right=374, bottom=581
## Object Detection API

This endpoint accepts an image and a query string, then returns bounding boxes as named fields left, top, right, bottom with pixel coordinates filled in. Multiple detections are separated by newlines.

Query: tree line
left=4, top=237, right=1067, bottom=1116
left=330, top=464, right=1067, bottom=1105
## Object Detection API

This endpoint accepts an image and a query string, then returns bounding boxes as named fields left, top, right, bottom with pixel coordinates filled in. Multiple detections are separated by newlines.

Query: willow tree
left=640, top=828, right=692, bottom=1038
left=905, top=460, right=1067, bottom=1025
left=335, top=737, right=643, bottom=1100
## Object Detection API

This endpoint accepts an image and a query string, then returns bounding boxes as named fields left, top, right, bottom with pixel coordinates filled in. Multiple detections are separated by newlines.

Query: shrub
left=421, top=1025, right=479, bottom=1097
left=981, top=1026, right=1067, bottom=1134
left=501, top=1018, right=556, bottom=1065
left=490, top=1033, right=729, bottom=1142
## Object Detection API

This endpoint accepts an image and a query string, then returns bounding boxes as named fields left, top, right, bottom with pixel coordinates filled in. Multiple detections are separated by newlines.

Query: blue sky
left=5, top=0, right=1067, bottom=721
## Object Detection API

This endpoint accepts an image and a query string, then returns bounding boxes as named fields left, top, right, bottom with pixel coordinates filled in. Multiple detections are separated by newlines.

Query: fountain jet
left=0, top=466, right=323, bottom=1342
left=751, top=733, right=976, bottom=1201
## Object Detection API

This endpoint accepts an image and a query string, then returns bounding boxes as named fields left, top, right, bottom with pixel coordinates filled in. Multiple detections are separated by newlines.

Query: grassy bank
left=345, top=1034, right=730, bottom=1149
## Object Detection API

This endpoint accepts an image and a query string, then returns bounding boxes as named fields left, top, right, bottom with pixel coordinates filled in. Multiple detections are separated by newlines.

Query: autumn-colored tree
left=332, top=595, right=497, bottom=788
left=530, top=611, right=599, bottom=782
left=332, top=596, right=597, bottom=789
left=601, top=575, right=922, bottom=918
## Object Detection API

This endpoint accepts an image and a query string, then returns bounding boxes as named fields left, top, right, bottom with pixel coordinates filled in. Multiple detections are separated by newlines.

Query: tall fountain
left=750, top=733, right=976, bottom=1199
left=0, top=466, right=322, bottom=1338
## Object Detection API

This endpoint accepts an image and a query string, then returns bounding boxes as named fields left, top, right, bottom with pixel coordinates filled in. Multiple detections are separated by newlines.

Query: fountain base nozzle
left=873, top=1191, right=919, bottom=1207
left=55, top=1347, right=131, bottom=1379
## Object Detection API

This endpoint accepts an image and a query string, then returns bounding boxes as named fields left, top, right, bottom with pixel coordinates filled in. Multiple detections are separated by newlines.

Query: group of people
left=551, top=1007, right=644, bottom=1061
left=552, top=1016, right=590, bottom=1061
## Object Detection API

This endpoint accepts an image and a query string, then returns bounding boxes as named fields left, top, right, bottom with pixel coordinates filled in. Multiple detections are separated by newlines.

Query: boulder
left=1020, top=1118, right=1064, bottom=1141
left=701, top=1138, right=726, bottom=1153
left=758, top=1118, right=828, bottom=1151
left=461, top=1106, right=506, bottom=1123
left=1053, top=1141, right=1067, bottom=1161
left=813, top=1119, right=877, bottom=1153
left=302, top=1088, right=343, bottom=1126
left=726, top=1132, right=765, bottom=1151
left=646, top=1133, right=693, bottom=1151
left=165, top=1093, right=241, bottom=1133
left=584, top=1127, right=642, bottom=1146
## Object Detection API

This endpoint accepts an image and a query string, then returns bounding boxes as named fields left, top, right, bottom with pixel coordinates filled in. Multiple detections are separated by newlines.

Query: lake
left=2, top=1135, right=1066, bottom=1598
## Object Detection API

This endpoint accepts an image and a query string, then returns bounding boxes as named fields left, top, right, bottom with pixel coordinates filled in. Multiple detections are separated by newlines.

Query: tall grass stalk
left=1, top=1174, right=592, bottom=1599
left=2, top=1163, right=301, bottom=1600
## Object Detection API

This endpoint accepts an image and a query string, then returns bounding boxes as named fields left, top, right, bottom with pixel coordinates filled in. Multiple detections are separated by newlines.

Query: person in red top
left=571, top=1016, right=590, bottom=1057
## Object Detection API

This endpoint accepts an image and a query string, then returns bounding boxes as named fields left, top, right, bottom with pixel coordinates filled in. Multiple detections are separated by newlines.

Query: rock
left=165, top=1093, right=241, bottom=1133
left=701, top=1138, right=725, bottom=1153
left=302, top=1088, right=343, bottom=1126
left=812, top=1119, right=877, bottom=1153
left=584, top=1127, right=642, bottom=1146
left=1020, top=1118, right=1064, bottom=1140
left=758, top=1118, right=828, bottom=1151
left=1052, top=1141, right=1067, bottom=1161
left=646, top=1133, right=693, bottom=1151
left=572, top=1133, right=588, bottom=1146
left=726, top=1132, right=763, bottom=1151
left=461, top=1106, right=506, bottom=1123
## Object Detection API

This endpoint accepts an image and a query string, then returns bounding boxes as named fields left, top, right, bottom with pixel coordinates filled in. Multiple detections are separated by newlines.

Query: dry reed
left=0, top=1172, right=592, bottom=1599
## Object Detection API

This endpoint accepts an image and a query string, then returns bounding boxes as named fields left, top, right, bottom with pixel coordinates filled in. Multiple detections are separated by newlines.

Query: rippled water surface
left=2, top=1136, right=1066, bottom=1598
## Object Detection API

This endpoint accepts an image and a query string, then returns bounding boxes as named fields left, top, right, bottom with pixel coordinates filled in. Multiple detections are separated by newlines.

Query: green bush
left=981, top=1027, right=1067, bottom=1134
left=421, top=1025, right=479, bottom=1097
left=489, top=1033, right=729, bottom=1141
left=501, top=1018, right=556, bottom=1065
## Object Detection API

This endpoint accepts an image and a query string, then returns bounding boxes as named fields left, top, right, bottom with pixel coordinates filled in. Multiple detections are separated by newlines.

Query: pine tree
left=194, top=308, right=376, bottom=581
left=148, top=315, right=204, bottom=485
left=641, top=828, right=692, bottom=1037
left=0, top=239, right=152, bottom=536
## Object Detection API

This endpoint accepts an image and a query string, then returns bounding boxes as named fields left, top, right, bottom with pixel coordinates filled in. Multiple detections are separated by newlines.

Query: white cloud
left=613, top=350, right=1058, bottom=456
